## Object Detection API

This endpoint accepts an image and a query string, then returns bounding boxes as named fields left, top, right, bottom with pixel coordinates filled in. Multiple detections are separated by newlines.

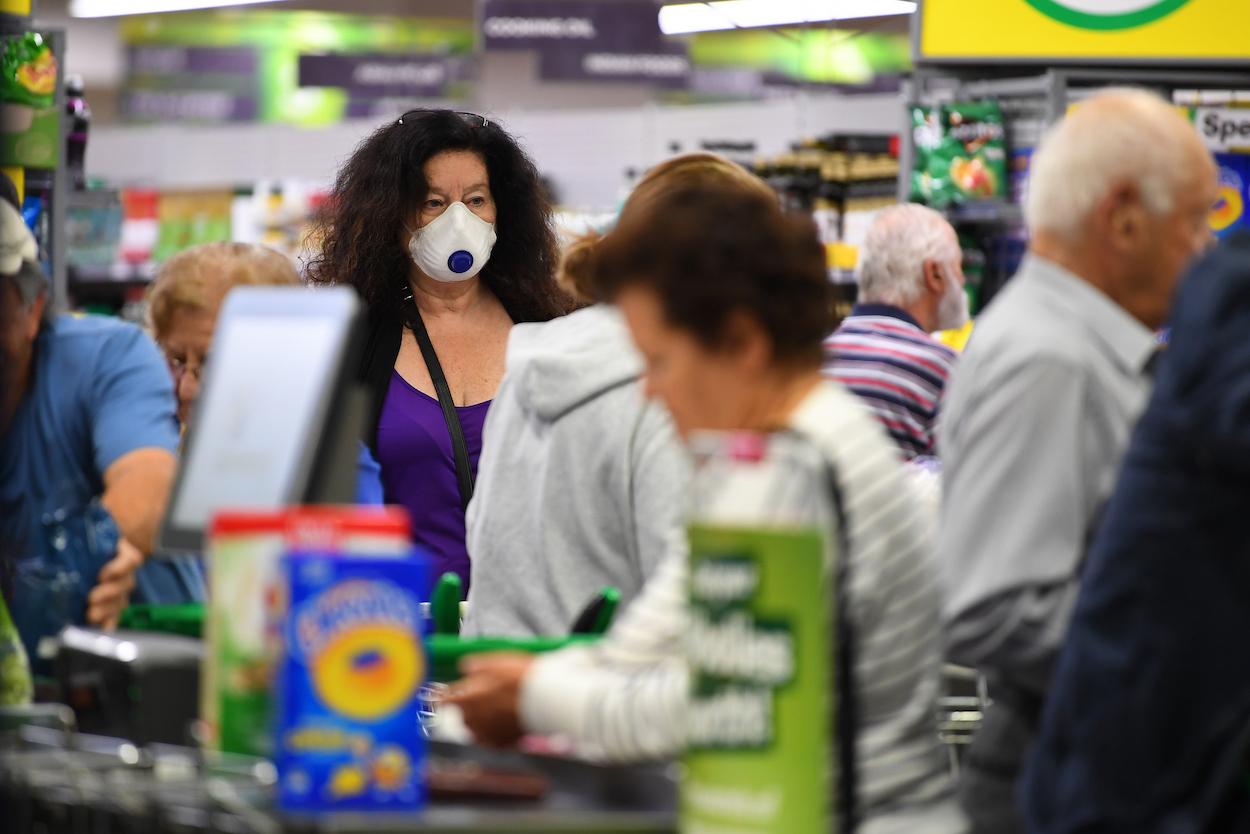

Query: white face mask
left=408, top=201, right=498, bottom=283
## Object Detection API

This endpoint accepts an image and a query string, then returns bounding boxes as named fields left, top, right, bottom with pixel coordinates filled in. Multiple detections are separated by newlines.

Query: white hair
left=857, top=203, right=959, bottom=306
left=1025, top=88, right=1196, bottom=242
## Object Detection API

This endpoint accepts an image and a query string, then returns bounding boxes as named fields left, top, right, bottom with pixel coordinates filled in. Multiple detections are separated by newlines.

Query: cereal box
left=275, top=551, right=431, bottom=812
left=204, top=507, right=411, bottom=757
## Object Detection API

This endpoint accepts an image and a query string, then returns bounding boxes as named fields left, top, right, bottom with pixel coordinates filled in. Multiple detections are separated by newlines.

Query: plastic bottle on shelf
left=65, top=74, right=91, bottom=192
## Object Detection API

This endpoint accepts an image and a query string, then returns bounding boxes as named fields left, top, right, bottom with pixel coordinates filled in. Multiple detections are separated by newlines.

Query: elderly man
left=824, top=203, right=965, bottom=459
left=0, top=184, right=196, bottom=667
left=937, top=89, right=1217, bottom=833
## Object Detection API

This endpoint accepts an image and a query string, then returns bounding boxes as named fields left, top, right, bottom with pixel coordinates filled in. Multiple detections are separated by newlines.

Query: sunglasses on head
left=397, top=110, right=489, bottom=129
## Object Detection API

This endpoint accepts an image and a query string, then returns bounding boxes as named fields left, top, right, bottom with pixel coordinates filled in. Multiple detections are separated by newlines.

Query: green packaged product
left=681, top=433, right=838, bottom=833
left=911, top=101, right=1008, bottom=208
left=910, top=105, right=944, bottom=205
left=0, top=33, right=55, bottom=109
left=0, top=593, right=33, bottom=707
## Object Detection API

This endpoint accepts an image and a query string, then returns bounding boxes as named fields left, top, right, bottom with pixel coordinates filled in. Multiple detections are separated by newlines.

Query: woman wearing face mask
left=308, top=110, right=570, bottom=589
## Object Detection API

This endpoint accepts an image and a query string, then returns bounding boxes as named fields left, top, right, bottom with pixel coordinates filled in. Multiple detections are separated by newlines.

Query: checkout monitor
left=155, top=285, right=363, bottom=556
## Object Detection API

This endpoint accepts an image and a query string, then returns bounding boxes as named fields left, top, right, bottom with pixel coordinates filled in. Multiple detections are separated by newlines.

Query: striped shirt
left=823, top=304, right=958, bottom=460
left=519, top=381, right=964, bottom=834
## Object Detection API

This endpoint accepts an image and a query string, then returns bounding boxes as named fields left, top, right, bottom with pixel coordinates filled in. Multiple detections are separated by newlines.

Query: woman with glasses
left=147, top=241, right=385, bottom=509
left=147, top=241, right=301, bottom=426
left=308, top=109, right=570, bottom=592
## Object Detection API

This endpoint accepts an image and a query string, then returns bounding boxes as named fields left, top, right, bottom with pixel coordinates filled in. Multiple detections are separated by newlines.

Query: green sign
left=1023, top=0, right=1191, bottom=30
left=121, top=11, right=474, bottom=126
left=689, top=28, right=910, bottom=85
left=684, top=523, right=834, bottom=834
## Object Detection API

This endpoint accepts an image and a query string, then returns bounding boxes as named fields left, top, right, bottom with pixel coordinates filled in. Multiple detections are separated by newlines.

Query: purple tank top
left=376, top=370, right=490, bottom=591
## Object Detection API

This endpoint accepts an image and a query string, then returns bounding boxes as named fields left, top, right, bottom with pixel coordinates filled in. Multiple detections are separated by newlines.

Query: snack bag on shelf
left=943, top=101, right=1008, bottom=203
left=909, top=105, right=943, bottom=204
left=912, top=101, right=1008, bottom=208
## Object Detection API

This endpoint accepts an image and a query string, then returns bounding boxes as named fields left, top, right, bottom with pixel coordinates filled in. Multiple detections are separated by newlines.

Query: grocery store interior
left=2, top=0, right=1248, bottom=832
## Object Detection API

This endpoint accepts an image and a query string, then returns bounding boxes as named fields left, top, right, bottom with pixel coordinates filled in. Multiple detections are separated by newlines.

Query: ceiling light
left=658, top=0, right=917, bottom=35
left=70, top=0, right=286, bottom=17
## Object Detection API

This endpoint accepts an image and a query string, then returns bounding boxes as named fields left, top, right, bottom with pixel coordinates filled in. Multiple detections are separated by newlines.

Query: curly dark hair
left=307, top=109, right=569, bottom=323
left=595, top=181, right=837, bottom=367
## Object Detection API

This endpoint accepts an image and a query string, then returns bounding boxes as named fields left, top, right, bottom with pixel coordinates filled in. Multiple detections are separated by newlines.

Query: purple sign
left=128, top=45, right=258, bottom=76
left=482, top=0, right=688, bottom=86
left=299, top=53, right=464, bottom=98
left=122, top=90, right=257, bottom=123
left=539, top=44, right=690, bottom=87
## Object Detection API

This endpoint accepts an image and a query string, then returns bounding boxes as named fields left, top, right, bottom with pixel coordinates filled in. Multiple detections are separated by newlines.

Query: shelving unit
left=898, top=66, right=1250, bottom=310
left=0, top=3, right=67, bottom=308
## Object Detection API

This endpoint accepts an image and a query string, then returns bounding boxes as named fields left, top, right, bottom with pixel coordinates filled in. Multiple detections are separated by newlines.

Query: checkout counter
left=0, top=287, right=676, bottom=832
left=0, top=721, right=677, bottom=833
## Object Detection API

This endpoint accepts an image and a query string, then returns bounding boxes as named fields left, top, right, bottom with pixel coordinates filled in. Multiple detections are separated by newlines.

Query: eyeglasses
left=165, top=352, right=207, bottom=384
left=397, top=109, right=489, bottom=129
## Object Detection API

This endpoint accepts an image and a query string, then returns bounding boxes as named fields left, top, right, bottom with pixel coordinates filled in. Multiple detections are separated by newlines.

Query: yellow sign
left=920, top=0, right=1250, bottom=63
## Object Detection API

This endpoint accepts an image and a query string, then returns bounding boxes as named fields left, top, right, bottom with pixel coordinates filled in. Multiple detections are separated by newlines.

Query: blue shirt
left=355, top=442, right=384, bottom=505
left=0, top=315, right=203, bottom=655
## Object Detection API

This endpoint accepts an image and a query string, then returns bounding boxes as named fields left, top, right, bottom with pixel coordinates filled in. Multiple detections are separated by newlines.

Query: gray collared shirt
left=937, top=254, right=1157, bottom=694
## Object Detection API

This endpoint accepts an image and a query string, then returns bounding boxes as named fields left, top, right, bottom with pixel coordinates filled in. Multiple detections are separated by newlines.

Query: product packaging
left=1211, top=152, right=1250, bottom=240
left=275, top=551, right=431, bottom=812
left=0, top=32, right=57, bottom=168
left=203, top=507, right=411, bottom=757
left=682, top=432, right=836, bottom=833
left=911, top=101, right=1008, bottom=207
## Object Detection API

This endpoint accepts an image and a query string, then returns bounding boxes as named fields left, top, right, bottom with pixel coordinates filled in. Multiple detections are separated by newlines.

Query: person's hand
left=87, top=538, right=143, bottom=630
left=444, top=652, right=536, bottom=748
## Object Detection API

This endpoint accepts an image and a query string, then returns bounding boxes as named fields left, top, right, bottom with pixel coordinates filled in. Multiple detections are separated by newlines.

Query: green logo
left=1025, top=0, right=1192, bottom=30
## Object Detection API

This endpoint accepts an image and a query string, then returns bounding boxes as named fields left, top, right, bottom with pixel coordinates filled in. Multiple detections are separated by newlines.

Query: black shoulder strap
left=404, top=298, right=475, bottom=511
left=826, top=461, right=859, bottom=834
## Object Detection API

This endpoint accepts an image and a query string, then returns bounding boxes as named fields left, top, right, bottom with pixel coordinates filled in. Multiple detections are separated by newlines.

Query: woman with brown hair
left=307, top=110, right=570, bottom=589
left=450, top=157, right=964, bottom=833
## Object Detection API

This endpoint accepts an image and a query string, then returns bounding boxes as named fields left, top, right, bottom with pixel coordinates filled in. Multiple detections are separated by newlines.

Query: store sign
left=481, top=0, right=690, bottom=86
left=122, top=90, right=258, bottom=122
left=1195, top=107, right=1250, bottom=152
left=540, top=47, right=690, bottom=86
left=919, top=0, right=1250, bottom=63
left=298, top=54, right=459, bottom=98
left=129, top=45, right=257, bottom=75
left=124, top=44, right=259, bottom=124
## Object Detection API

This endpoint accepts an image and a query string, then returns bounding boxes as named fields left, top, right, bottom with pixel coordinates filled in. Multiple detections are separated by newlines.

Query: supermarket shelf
left=23, top=168, right=54, bottom=193
left=69, top=262, right=157, bottom=288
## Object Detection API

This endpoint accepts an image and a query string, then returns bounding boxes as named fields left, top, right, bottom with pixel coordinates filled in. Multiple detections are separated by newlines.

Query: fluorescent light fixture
left=70, top=0, right=286, bottom=17
left=658, top=0, right=918, bottom=35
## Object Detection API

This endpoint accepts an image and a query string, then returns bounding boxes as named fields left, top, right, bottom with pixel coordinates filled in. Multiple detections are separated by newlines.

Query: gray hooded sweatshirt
left=462, top=304, right=689, bottom=638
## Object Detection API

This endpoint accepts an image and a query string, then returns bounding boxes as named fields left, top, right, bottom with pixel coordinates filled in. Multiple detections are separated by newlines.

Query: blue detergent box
left=275, top=550, right=432, bottom=812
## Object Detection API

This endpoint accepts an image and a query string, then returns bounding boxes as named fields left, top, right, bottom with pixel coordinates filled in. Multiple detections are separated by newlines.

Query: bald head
left=1027, top=88, right=1212, bottom=242
left=1026, top=88, right=1217, bottom=329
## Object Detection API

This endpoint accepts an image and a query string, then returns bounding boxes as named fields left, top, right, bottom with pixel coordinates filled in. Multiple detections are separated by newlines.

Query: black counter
left=0, top=724, right=678, bottom=834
